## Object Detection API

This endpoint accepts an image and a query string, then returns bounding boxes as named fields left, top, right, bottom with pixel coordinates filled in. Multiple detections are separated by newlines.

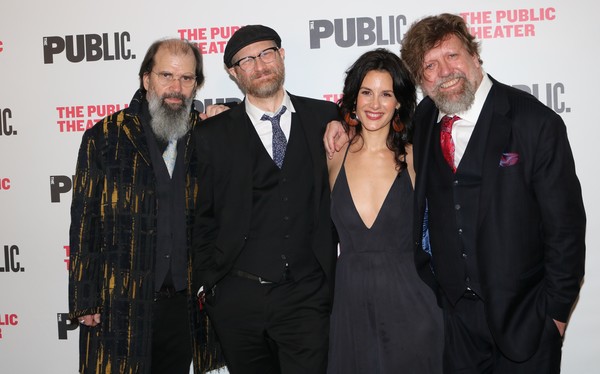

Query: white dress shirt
left=244, top=92, right=296, bottom=159
left=437, top=73, right=493, bottom=168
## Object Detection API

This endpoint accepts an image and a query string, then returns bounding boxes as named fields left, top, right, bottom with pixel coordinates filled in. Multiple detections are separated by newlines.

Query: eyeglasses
left=232, top=47, right=280, bottom=72
left=151, top=71, right=197, bottom=87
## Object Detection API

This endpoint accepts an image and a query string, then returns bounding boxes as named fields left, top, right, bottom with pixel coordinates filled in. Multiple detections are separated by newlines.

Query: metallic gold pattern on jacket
left=69, top=90, right=222, bottom=373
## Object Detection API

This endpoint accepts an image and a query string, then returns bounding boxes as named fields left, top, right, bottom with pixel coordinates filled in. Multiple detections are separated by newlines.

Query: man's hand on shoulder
left=324, top=120, right=351, bottom=159
left=199, top=104, right=232, bottom=120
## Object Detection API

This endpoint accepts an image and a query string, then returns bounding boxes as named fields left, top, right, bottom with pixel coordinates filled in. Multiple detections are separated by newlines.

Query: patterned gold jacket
left=68, top=90, right=222, bottom=373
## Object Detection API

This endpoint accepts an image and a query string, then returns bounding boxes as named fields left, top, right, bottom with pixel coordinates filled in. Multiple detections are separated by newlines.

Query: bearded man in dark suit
left=192, top=25, right=339, bottom=374
left=402, top=13, right=586, bottom=373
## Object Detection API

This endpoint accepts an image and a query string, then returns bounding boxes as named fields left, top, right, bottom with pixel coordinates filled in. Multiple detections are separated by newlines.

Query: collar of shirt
left=436, top=73, right=493, bottom=168
left=244, top=91, right=296, bottom=157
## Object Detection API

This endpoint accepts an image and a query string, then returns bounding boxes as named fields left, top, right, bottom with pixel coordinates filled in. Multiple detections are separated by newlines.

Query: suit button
left=283, top=216, right=289, bottom=221
left=455, top=204, right=461, bottom=210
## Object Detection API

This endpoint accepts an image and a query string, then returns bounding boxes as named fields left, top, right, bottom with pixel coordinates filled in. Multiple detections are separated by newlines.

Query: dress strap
left=341, top=142, right=352, bottom=167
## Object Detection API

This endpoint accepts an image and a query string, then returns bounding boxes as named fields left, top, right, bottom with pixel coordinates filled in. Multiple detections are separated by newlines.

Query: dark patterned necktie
left=261, top=105, right=288, bottom=168
left=440, top=115, right=460, bottom=172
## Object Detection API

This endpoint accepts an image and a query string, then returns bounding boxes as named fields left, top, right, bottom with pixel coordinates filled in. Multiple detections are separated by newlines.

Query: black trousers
left=151, top=290, right=193, bottom=374
left=441, top=294, right=563, bottom=374
left=205, top=270, right=330, bottom=374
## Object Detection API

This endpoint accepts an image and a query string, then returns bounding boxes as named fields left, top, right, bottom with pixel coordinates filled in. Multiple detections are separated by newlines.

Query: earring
left=344, top=111, right=360, bottom=127
left=392, top=111, right=403, bottom=132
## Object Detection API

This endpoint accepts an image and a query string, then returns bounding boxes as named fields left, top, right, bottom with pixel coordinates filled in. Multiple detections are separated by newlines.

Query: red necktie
left=440, top=115, right=460, bottom=172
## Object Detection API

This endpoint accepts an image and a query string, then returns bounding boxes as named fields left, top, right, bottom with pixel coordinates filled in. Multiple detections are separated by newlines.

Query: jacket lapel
left=228, top=101, right=253, bottom=167
left=415, top=99, right=439, bottom=215
left=184, top=113, right=201, bottom=168
left=477, top=82, right=512, bottom=229
left=121, top=113, right=152, bottom=166
left=288, top=94, right=324, bottom=217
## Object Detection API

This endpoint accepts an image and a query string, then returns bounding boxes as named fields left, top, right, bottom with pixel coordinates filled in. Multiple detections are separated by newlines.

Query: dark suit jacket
left=412, top=76, right=586, bottom=361
left=191, top=93, right=339, bottom=297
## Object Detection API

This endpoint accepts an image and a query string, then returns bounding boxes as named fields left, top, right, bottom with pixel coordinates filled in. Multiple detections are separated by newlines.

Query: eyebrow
left=359, top=86, right=393, bottom=92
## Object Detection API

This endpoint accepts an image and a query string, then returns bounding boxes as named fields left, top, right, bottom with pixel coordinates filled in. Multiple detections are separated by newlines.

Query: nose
left=253, top=56, right=269, bottom=71
left=168, top=78, right=183, bottom=92
left=438, top=60, right=452, bottom=77
left=369, top=96, right=381, bottom=109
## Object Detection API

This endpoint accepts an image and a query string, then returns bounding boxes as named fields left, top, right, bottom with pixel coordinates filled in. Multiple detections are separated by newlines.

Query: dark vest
left=426, top=118, right=490, bottom=304
left=234, top=113, right=321, bottom=282
left=142, top=105, right=188, bottom=292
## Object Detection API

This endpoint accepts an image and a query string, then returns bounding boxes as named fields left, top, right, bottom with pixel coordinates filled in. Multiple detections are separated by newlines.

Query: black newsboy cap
left=224, top=25, right=282, bottom=68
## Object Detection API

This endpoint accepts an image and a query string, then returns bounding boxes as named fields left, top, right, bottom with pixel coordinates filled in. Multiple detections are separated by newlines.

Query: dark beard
left=147, top=90, right=193, bottom=142
left=426, top=73, right=476, bottom=114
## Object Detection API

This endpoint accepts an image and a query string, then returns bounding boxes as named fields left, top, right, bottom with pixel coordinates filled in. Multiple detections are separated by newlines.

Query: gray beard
left=147, top=90, right=193, bottom=142
left=426, top=74, right=476, bottom=114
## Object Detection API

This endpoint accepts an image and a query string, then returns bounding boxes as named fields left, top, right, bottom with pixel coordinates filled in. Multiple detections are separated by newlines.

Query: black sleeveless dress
left=327, top=162, right=444, bottom=374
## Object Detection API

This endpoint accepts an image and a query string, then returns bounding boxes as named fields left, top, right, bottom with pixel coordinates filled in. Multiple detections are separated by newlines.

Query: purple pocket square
left=499, top=152, right=519, bottom=167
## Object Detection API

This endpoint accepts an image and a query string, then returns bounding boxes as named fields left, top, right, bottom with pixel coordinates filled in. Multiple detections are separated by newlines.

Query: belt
left=462, top=289, right=480, bottom=300
left=153, top=286, right=187, bottom=301
left=229, top=269, right=275, bottom=284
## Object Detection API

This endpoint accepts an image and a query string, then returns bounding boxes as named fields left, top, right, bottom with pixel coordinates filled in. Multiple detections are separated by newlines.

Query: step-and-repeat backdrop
left=1, top=0, right=598, bottom=372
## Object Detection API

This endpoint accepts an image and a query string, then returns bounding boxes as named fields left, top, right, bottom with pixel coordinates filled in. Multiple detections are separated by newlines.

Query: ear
left=143, top=72, right=150, bottom=91
left=278, top=47, right=285, bottom=60
left=471, top=53, right=481, bottom=68
left=228, top=66, right=239, bottom=81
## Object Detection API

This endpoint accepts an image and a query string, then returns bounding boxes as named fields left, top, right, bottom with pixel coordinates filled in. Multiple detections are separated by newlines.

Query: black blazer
left=412, top=76, right=586, bottom=361
left=191, top=93, right=339, bottom=296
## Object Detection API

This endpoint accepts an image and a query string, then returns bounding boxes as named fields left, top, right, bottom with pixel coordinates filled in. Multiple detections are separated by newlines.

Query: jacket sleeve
left=191, top=128, right=220, bottom=293
left=533, top=111, right=586, bottom=322
left=68, top=129, right=104, bottom=319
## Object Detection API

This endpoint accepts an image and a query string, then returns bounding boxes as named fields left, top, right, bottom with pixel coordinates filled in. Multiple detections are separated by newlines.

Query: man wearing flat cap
left=191, top=25, right=339, bottom=373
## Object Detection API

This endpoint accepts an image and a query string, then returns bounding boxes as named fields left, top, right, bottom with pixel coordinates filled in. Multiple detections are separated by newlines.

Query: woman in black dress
left=326, top=49, right=443, bottom=374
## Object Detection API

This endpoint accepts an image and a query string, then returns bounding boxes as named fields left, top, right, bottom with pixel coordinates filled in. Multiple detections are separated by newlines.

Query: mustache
left=251, top=70, right=275, bottom=80
left=161, top=92, right=187, bottom=101
left=433, top=73, right=467, bottom=91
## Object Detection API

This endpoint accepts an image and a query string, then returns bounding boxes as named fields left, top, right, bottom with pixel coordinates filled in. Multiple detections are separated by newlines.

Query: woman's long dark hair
left=338, top=48, right=416, bottom=170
